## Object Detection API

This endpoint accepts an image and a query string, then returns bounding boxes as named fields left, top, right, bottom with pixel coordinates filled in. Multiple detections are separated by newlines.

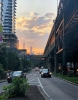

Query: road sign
left=27, top=54, right=30, bottom=60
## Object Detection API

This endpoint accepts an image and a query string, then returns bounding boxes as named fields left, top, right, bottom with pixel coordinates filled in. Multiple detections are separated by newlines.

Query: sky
left=16, top=0, right=60, bottom=54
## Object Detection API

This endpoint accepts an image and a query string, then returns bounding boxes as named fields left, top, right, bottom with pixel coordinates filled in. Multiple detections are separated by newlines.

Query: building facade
left=1, top=0, right=18, bottom=49
left=2, top=0, right=16, bottom=33
left=0, top=0, right=3, bottom=44
left=44, top=0, right=78, bottom=73
left=18, top=49, right=27, bottom=59
left=0, top=0, right=1, bottom=25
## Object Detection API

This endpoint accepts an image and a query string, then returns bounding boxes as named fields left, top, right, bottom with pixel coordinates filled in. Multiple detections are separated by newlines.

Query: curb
left=38, top=86, right=50, bottom=100
left=53, top=75, right=78, bottom=86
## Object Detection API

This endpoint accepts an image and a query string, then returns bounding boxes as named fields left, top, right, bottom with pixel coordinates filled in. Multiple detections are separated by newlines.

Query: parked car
left=41, top=69, right=52, bottom=78
left=7, top=71, right=26, bottom=83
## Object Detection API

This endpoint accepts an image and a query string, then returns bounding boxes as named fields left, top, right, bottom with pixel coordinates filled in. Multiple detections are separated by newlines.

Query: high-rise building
left=23, top=42, right=25, bottom=49
left=1, top=0, right=19, bottom=49
left=0, top=0, right=1, bottom=25
left=2, top=0, right=16, bottom=33
left=0, top=0, right=3, bottom=44
left=30, top=46, right=32, bottom=55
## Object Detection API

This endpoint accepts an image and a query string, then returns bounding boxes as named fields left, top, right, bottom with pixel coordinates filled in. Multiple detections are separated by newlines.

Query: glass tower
left=0, top=0, right=3, bottom=44
left=1, top=0, right=18, bottom=49
left=2, top=0, right=17, bottom=33
left=0, top=0, right=1, bottom=25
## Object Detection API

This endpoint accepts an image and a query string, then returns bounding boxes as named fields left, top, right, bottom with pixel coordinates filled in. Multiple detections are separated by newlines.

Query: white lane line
left=28, top=78, right=38, bottom=82
left=29, top=83, right=39, bottom=85
left=37, top=77, right=53, bottom=100
left=29, top=82, right=39, bottom=83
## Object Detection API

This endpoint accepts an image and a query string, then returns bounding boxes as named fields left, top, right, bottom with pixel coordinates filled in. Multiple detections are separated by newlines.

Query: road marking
left=37, top=77, right=53, bottom=100
left=27, top=76, right=53, bottom=100
left=28, top=78, right=40, bottom=86
left=29, top=82, right=39, bottom=83
left=28, top=78, right=38, bottom=82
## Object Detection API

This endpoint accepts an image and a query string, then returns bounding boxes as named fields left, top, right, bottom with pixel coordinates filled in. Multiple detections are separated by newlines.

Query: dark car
left=7, top=71, right=14, bottom=83
left=7, top=71, right=26, bottom=83
left=39, top=69, right=43, bottom=74
left=41, top=69, right=52, bottom=78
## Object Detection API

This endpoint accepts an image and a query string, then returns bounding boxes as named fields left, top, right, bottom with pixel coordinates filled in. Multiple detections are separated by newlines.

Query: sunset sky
left=16, top=0, right=60, bottom=54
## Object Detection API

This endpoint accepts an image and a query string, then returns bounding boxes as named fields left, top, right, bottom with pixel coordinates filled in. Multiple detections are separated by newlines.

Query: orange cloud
left=16, top=12, right=53, bottom=35
left=16, top=12, right=55, bottom=54
left=16, top=17, right=31, bottom=31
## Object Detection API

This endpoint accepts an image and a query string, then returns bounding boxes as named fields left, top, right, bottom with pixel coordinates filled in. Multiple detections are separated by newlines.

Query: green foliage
left=2, top=77, right=29, bottom=99
left=0, top=46, right=7, bottom=70
left=0, top=92, right=8, bottom=100
left=27, top=60, right=31, bottom=67
left=44, top=65, right=48, bottom=68
left=19, top=59, right=24, bottom=71
left=21, top=58, right=27, bottom=67
left=7, top=51, right=20, bottom=71
left=0, top=95, right=6, bottom=100
left=21, top=58, right=31, bottom=71
left=0, top=85, right=8, bottom=100
left=0, top=55, right=7, bottom=70
left=1, top=47, right=6, bottom=56
left=53, top=72, right=78, bottom=84
left=0, top=46, right=22, bottom=71
left=0, top=64, right=4, bottom=78
left=19, top=63, right=23, bottom=71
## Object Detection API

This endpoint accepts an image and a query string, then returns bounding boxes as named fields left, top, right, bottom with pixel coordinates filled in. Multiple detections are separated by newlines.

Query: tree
left=20, top=58, right=31, bottom=71
left=0, top=46, right=7, bottom=70
left=0, top=64, right=4, bottom=78
left=7, top=51, right=20, bottom=71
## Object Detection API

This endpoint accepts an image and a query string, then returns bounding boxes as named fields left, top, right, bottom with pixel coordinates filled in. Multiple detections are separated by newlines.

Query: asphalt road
left=0, top=81, right=9, bottom=93
left=0, top=70, right=78, bottom=100
left=27, top=70, right=78, bottom=100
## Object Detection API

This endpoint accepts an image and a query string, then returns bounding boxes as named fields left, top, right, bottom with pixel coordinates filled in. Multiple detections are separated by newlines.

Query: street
left=27, top=70, right=78, bottom=100
left=0, top=81, right=9, bottom=93
left=0, top=70, right=78, bottom=100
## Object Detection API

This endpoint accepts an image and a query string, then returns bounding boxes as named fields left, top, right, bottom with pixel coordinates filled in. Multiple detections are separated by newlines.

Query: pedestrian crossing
left=28, top=77, right=40, bottom=86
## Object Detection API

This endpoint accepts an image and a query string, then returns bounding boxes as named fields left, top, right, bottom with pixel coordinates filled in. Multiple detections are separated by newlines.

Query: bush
left=2, top=77, right=29, bottom=99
